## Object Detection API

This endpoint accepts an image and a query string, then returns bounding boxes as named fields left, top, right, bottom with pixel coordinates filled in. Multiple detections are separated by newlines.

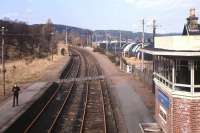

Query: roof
left=154, top=36, right=200, bottom=51
left=123, top=43, right=136, bottom=52
left=140, top=47, right=200, bottom=56
left=131, top=44, right=140, bottom=53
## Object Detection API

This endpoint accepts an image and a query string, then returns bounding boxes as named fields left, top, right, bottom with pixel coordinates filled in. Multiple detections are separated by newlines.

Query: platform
left=0, top=82, right=51, bottom=132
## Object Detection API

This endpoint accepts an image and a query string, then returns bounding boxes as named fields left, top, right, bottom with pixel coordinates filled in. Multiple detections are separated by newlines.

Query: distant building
left=141, top=9, right=200, bottom=133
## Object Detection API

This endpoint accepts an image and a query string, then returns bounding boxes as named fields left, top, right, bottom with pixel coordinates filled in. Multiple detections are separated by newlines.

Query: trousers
left=13, top=94, right=19, bottom=107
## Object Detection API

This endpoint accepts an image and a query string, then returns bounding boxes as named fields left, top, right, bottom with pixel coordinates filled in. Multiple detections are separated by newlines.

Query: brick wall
left=155, top=84, right=200, bottom=133
left=173, top=97, right=200, bottom=133
left=155, top=85, right=172, bottom=133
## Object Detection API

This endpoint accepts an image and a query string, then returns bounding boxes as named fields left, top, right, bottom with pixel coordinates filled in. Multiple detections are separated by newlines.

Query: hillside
left=54, top=24, right=93, bottom=36
left=0, top=18, right=181, bottom=61
left=94, top=30, right=153, bottom=42
left=53, top=25, right=181, bottom=42
left=93, top=30, right=181, bottom=42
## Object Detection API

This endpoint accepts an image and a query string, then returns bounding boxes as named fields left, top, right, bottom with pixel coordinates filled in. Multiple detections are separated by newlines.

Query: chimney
left=183, top=8, right=200, bottom=35
left=190, top=8, right=196, bottom=17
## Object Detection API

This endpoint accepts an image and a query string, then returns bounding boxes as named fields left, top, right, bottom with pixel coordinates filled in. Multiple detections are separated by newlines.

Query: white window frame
left=159, top=105, right=167, bottom=123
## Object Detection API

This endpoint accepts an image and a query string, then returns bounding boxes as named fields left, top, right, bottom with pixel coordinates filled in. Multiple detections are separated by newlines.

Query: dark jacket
left=12, top=86, right=20, bottom=96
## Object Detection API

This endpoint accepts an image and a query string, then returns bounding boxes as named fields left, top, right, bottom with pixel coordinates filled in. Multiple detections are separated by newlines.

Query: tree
left=42, top=18, right=55, bottom=60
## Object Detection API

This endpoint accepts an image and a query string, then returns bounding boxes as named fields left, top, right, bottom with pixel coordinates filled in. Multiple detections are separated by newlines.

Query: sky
left=0, top=0, right=200, bottom=33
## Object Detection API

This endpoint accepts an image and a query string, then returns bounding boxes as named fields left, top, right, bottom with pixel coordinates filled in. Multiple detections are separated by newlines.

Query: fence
left=120, top=59, right=154, bottom=91
left=133, top=63, right=154, bottom=93
left=133, top=67, right=153, bottom=89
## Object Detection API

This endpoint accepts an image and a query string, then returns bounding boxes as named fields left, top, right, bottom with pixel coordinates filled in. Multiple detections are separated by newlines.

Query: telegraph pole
left=114, top=42, right=116, bottom=55
left=119, top=31, right=122, bottom=48
left=89, top=33, right=91, bottom=47
left=86, top=32, right=88, bottom=46
left=1, top=27, right=6, bottom=96
left=152, top=19, right=156, bottom=94
left=88, top=33, right=90, bottom=47
left=65, top=26, right=68, bottom=44
left=91, top=33, right=93, bottom=45
left=147, top=19, right=160, bottom=45
left=153, top=19, right=156, bottom=45
left=141, top=19, right=145, bottom=72
left=105, top=32, right=108, bottom=52
left=95, top=33, right=97, bottom=42
left=51, top=32, right=54, bottom=61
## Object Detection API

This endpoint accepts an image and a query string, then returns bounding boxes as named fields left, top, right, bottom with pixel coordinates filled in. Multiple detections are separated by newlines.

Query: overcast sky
left=0, top=0, right=200, bottom=33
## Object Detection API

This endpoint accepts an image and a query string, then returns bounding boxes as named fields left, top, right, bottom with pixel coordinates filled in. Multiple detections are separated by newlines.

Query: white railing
left=154, top=72, right=200, bottom=95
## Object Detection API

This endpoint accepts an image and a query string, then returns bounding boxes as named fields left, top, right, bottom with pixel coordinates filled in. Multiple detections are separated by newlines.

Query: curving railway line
left=79, top=51, right=106, bottom=133
left=10, top=47, right=117, bottom=133
left=24, top=55, right=81, bottom=133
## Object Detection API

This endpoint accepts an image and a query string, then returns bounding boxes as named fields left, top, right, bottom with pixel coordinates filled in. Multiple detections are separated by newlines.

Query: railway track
left=80, top=80, right=106, bottom=133
left=47, top=48, right=91, bottom=133
left=78, top=48, right=118, bottom=133
left=78, top=48, right=107, bottom=133
left=24, top=54, right=81, bottom=133
left=22, top=47, right=114, bottom=133
left=49, top=48, right=107, bottom=133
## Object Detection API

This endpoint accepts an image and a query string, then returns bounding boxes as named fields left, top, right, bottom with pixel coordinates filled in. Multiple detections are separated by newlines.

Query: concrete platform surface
left=0, top=82, right=49, bottom=132
left=87, top=48, right=154, bottom=133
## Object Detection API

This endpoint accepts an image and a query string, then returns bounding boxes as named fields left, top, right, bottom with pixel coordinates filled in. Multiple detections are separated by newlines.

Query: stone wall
left=57, top=42, right=69, bottom=56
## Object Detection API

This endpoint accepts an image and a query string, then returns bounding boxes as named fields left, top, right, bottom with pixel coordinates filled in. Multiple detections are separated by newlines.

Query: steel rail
left=23, top=83, right=63, bottom=133
left=97, top=64, right=107, bottom=133
left=79, top=50, right=90, bottom=133
left=79, top=50, right=107, bottom=133
left=48, top=48, right=89, bottom=133
left=60, top=55, right=76, bottom=79
left=47, top=55, right=81, bottom=133
left=47, top=82, right=76, bottom=133
left=79, top=81, right=89, bottom=133
left=24, top=51, right=80, bottom=133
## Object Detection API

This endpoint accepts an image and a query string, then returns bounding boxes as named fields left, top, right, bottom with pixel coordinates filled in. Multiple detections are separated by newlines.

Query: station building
left=141, top=9, right=200, bottom=133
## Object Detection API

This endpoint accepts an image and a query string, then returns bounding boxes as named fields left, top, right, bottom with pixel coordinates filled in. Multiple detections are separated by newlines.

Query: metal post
left=191, top=60, right=194, bottom=94
left=142, top=19, right=145, bottom=72
left=153, top=19, right=156, bottom=45
left=86, top=33, right=88, bottom=46
left=95, top=33, right=97, bottom=42
left=65, top=26, right=67, bottom=44
left=91, top=33, right=93, bottom=46
left=119, top=31, right=121, bottom=48
left=106, top=36, right=108, bottom=52
left=105, top=32, right=108, bottom=53
left=172, top=58, right=175, bottom=90
left=51, top=42, right=53, bottom=61
left=89, top=33, right=91, bottom=47
left=1, top=27, right=6, bottom=96
left=115, top=43, right=116, bottom=55
left=51, top=32, right=54, bottom=61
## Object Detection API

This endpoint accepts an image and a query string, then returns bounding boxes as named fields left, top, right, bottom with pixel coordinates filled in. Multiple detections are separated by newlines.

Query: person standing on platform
left=12, top=84, right=20, bottom=107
